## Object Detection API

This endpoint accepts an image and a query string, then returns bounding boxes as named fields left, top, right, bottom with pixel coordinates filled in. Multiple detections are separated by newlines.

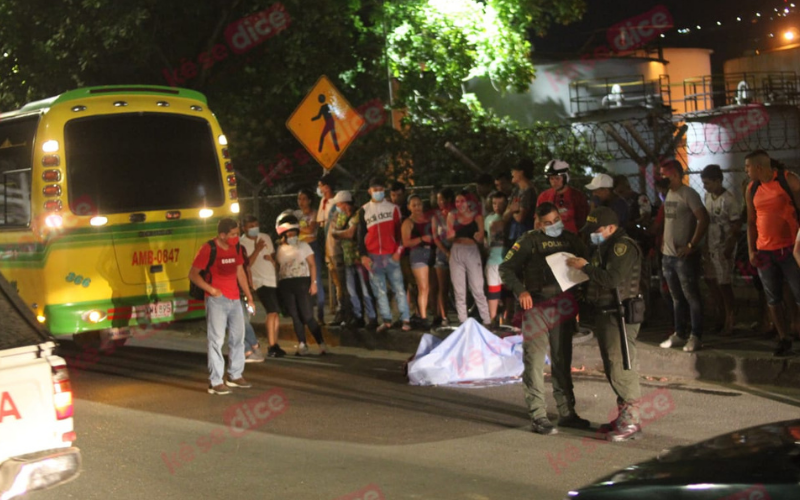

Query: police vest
left=526, top=231, right=583, bottom=300
left=586, top=235, right=641, bottom=307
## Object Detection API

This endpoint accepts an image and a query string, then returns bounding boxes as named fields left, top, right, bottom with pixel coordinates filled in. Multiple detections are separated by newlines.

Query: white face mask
left=286, top=236, right=299, bottom=246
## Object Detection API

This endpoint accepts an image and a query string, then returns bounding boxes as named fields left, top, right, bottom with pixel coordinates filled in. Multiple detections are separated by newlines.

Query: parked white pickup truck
left=0, top=272, right=80, bottom=499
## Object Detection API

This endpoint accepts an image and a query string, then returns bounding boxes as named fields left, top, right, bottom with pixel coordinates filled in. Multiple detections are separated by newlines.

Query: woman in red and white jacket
left=357, top=177, right=412, bottom=332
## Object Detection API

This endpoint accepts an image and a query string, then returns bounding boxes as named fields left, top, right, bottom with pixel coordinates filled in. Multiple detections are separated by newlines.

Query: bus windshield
left=65, top=113, right=224, bottom=214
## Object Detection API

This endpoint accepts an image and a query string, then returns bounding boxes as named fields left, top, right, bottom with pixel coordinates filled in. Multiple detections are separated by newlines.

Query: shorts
left=703, top=250, right=733, bottom=285
left=434, top=248, right=450, bottom=269
left=410, top=246, right=432, bottom=269
left=755, top=246, right=800, bottom=306
left=255, top=286, right=280, bottom=314
left=485, top=263, right=502, bottom=300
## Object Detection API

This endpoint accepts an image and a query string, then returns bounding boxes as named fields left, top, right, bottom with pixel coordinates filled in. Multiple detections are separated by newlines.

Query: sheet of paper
left=545, top=252, right=589, bottom=291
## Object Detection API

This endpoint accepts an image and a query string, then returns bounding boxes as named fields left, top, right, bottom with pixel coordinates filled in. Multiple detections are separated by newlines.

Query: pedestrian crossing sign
left=286, top=75, right=365, bottom=170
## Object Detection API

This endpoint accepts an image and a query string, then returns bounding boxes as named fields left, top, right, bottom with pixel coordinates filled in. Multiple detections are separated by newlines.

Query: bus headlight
left=230, top=202, right=240, bottom=214
left=199, top=208, right=214, bottom=219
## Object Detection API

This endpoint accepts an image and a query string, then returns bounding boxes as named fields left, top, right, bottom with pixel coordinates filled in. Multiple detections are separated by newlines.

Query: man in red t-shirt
left=189, top=218, right=255, bottom=395
left=537, top=159, right=589, bottom=234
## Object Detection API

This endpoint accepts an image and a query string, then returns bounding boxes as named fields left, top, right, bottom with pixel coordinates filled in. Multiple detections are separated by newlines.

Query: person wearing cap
left=499, top=202, right=590, bottom=435
left=331, top=191, right=378, bottom=329
left=357, top=177, right=412, bottom=332
left=586, top=173, right=630, bottom=230
left=566, top=207, right=645, bottom=442
left=537, top=160, right=589, bottom=234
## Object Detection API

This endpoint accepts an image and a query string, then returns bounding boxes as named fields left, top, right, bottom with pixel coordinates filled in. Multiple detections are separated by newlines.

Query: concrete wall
left=724, top=47, right=800, bottom=74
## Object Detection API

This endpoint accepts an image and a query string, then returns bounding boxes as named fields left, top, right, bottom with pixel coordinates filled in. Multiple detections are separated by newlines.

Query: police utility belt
left=600, top=293, right=646, bottom=325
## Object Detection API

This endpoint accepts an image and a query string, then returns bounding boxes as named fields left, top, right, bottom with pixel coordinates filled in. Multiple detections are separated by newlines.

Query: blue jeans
left=368, top=254, right=410, bottom=323
left=662, top=255, right=704, bottom=339
left=310, top=239, right=325, bottom=316
left=206, top=295, right=245, bottom=386
left=346, top=264, right=376, bottom=320
left=242, top=302, right=258, bottom=352
left=755, top=246, right=800, bottom=306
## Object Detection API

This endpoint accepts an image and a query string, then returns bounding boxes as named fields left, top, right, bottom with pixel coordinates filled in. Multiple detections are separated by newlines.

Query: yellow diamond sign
left=286, top=75, right=365, bottom=170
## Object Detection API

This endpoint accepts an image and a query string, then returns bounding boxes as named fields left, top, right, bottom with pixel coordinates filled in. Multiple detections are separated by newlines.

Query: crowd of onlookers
left=192, top=148, right=800, bottom=394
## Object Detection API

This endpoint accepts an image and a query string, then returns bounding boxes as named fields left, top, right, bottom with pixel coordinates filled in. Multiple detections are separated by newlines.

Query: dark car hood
left=568, top=419, right=800, bottom=499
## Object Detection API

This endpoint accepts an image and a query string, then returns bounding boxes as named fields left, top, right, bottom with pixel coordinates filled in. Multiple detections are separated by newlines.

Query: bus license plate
left=148, top=301, right=173, bottom=319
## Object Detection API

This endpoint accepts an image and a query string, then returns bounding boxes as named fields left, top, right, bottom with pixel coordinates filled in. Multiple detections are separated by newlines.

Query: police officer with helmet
left=499, top=202, right=590, bottom=435
left=566, top=206, right=644, bottom=442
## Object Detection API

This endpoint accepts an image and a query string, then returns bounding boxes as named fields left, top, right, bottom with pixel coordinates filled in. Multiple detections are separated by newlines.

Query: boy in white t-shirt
left=700, top=165, right=741, bottom=335
left=241, top=215, right=285, bottom=359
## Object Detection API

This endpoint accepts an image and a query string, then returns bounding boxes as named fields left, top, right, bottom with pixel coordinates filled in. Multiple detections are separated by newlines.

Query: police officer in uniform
left=499, top=202, right=590, bottom=435
left=566, top=207, right=644, bottom=442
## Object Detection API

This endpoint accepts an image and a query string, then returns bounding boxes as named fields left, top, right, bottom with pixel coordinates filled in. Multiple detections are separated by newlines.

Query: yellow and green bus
left=0, top=85, right=239, bottom=344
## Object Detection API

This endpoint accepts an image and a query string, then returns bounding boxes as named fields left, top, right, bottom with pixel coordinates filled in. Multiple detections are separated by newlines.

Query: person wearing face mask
left=275, top=213, right=328, bottom=356
left=566, top=207, right=644, bottom=442
left=357, top=177, right=412, bottom=332
left=499, top=202, right=590, bottom=435
left=446, top=191, right=491, bottom=325
left=240, top=215, right=285, bottom=359
left=189, top=218, right=256, bottom=395
left=316, top=176, right=337, bottom=323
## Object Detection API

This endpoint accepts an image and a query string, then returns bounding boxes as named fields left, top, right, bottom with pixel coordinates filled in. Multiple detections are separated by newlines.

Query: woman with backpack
left=275, top=212, right=328, bottom=356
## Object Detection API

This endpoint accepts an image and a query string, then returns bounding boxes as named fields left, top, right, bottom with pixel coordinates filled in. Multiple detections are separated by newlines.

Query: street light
left=784, top=29, right=797, bottom=41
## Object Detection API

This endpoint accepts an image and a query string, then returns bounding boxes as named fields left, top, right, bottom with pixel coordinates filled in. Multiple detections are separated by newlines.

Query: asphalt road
left=35, top=332, right=800, bottom=500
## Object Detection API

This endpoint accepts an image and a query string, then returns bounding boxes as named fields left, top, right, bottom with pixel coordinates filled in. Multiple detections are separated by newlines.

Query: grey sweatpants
left=449, top=244, right=491, bottom=324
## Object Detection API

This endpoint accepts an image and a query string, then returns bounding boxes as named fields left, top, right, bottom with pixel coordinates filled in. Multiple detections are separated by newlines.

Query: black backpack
left=749, top=169, right=800, bottom=222
left=189, top=240, right=217, bottom=301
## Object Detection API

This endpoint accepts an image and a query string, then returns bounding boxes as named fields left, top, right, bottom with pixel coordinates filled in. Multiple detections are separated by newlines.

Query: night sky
left=534, top=0, right=798, bottom=70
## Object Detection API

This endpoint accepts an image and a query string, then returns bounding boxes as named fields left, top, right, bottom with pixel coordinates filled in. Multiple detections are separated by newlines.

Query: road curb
left=267, top=322, right=800, bottom=388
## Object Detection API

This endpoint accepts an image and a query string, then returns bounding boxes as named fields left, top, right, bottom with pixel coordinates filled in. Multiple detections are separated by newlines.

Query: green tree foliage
left=0, top=0, right=595, bottom=195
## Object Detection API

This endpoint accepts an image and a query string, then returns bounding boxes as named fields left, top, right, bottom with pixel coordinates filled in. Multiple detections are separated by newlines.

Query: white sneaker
left=296, top=342, right=309, bottom=356
left=660, top=333, right=686, bottom=349
left=319, top=342, right=330, bottom=355
left=683, top=335, right=701, bottom=352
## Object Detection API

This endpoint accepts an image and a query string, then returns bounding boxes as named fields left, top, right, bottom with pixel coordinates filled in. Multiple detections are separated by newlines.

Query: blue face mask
left=286, top=236, right=299, bottom=246
left=544, top=220, right=564, bottom=238
left=247, top=227, right=259, bottom=238
left=371, top=190, right=385, bottom=202
left=590, top=232, right=606, bottom=245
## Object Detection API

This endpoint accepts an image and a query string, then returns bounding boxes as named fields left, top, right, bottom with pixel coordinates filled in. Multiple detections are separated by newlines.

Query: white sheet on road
left=407, top=318, right=527, bottom=387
